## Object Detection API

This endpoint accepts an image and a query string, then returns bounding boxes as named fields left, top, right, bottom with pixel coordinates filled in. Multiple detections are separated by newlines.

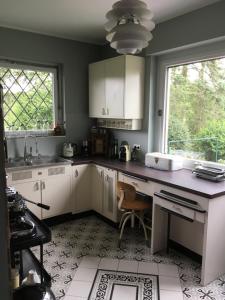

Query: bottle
left=131, top=146, right=138, bottom=161
left=112, top=139, right=118, bottom=159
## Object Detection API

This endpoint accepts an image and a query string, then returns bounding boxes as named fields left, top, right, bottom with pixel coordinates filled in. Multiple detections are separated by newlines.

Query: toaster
left=119, top=145, right=131, bottom=162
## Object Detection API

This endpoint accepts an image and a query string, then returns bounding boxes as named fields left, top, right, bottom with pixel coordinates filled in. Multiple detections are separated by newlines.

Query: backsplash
left=6, top=136, right=66, bottom=159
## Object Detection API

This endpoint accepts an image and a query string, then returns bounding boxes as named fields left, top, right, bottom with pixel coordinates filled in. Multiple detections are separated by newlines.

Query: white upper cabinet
left=89, top=62, right=105, bottom=117
left=89, top=55, right=145, bottom=119
left=105, top=56, right=125, bottom=118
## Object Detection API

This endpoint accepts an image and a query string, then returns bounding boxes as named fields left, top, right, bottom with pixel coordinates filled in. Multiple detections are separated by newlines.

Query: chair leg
left=139, top=211, right=144, bottom=229
left=131, top=210, right=135, bottom=228
left=118, top=213, right=132, bottom=247
left=119, top=211, right=130, bottom=229
left=134, top=213, right=150, bottom=248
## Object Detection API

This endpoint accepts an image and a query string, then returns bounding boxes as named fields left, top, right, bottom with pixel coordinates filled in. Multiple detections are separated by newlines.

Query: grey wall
left=101, top=0, right=225, bottom=160
left=0, top=27, right=101, bottom=158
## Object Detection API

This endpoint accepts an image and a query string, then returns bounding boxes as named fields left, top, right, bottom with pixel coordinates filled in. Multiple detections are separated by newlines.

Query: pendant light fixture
left=105, top=0, right=155, bottom=54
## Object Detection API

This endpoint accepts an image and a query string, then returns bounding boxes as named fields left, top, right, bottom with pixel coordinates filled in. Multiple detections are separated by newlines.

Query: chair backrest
left=117, top=181, right=136, bottom=210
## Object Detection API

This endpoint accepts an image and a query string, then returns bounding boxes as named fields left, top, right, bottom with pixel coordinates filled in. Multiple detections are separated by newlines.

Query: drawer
left=122, top=173, right=153, bottom=196
left=154, top=195, right=205, bottom=223
left=154, top=195, right=195, bottom=220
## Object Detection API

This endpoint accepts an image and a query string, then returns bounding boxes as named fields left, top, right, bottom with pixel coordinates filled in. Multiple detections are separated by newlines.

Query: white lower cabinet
left=72, top=164, right=91, bottom=213
left=7, top=165, right=72, bottom=219
left=41, top=175, right=71, bottom=219
left=91, top=165, right=117, bottom=222
left=8, top=163, right=118, bottom=222
left=12, top=181, right=42, bottom=219
left=91, top=165, right=104, bottom=214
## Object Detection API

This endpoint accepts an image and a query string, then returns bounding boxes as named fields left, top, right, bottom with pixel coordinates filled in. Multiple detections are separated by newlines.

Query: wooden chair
left=117, top=181, right=152, bottom=247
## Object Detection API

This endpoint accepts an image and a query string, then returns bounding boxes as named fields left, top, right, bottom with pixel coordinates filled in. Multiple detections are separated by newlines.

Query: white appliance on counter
left=145, top=152, right=183, bottom=171
left=63, top=143, right=74, bottom=158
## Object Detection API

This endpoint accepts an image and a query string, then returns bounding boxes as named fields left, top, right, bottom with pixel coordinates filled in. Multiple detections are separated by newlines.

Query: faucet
left=24, top=135, right=28, bottom=162
left=35, top=136, right=41, bottom=159
left=24, top=135, right=40, bottom=163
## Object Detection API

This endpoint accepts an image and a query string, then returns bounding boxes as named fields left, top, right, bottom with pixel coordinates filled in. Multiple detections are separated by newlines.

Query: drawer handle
left=172, top=205, right=183, bottom=213
left=131, top=181, right=138, bottom=187
left=75, top=170, right=79, bottom=177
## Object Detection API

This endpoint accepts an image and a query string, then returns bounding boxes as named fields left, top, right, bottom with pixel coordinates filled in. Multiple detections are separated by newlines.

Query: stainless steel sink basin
left=5, top=156, right=72, bottom=170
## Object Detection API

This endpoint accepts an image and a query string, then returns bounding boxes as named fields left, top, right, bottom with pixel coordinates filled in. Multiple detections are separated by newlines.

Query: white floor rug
left=88, top=270, right=159, bottom=300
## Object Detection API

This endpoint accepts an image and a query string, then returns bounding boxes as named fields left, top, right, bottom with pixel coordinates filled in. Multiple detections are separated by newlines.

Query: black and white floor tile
left=32, top=215, right=225, bottom=300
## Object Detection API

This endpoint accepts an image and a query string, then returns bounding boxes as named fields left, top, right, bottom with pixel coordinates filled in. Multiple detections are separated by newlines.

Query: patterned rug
left=88, top=270, right=159, bottom=300
left=32, top=215, right=225, bottom=300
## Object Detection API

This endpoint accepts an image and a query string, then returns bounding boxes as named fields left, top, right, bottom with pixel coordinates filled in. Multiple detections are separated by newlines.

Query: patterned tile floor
left=32, top=215, right=225, bottom=300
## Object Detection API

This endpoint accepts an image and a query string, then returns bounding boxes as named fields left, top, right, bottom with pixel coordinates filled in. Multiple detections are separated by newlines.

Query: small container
left=11, top=268, right=20, bottom=289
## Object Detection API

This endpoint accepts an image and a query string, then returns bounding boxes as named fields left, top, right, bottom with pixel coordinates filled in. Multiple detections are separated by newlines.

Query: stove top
left=6, top=187, right=37, bottom=240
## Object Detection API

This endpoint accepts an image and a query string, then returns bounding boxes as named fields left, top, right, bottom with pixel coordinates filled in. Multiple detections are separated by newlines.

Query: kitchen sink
left=5, top=156, right=72, bottom=170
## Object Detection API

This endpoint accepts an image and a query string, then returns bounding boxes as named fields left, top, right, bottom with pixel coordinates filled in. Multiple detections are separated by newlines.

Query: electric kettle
left=63, top=143, right=74, bottom=158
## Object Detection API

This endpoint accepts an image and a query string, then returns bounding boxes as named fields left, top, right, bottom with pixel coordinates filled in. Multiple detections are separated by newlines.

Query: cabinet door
left=72, top=165, right=91, bottom=213
left=41, top=175, right=71, bottom=219
left=13, top=181, right=42, bottom=219
left=91, top=165, right=104, bottom=214
left=105, top=56, right=125, bottom=118
left=103, top=169, right=117, bottom=222
left=89, top=61, right=106, bottom=117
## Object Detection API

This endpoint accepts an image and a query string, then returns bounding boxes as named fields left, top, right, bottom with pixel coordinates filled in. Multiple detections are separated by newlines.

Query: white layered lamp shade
left=105, top=0, right=155, bottom=54
left=106, top=22, right=153, bottom=54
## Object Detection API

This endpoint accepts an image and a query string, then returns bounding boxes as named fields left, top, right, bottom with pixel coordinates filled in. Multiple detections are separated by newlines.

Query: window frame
left=0, top=59, right=63, bottom=137
left=155, top=39, right=225, bottom=169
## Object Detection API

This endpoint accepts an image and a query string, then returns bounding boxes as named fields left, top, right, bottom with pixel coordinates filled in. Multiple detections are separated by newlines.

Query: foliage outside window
left=0, top=63, right=56, bottom=135
left=166, top=57, right=225, bottom=164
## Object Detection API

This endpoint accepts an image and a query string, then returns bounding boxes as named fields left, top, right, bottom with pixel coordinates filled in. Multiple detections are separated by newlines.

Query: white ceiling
left=0, top=0, right=221, bottom=44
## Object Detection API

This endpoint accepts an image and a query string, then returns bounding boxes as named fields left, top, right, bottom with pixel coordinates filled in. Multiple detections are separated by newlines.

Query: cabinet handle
left=41, top=181, right=46, bottom=190
left=35, top=182, right=39, bottom=191
left=105, top=174, right=109, bottom=181
left=107, top=108, right=109, bottom=115
left=75, top=169, right=79, bottom=177
left=100, top=170, right=104, bottom=177
left=131, top=181, right=138, bottom=187
left=102, top=108, right=105, bottom=115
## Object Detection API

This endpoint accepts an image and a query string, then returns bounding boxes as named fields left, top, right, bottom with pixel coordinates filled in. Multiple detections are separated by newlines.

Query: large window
left=165, top=56, right=225, bottom=164
left=0, top=62, right=59, bottom=135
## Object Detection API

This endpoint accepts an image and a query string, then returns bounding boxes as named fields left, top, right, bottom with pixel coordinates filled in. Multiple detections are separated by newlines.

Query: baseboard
left=71, top=210, right=93, bottom=220
left=43, top=213, right=73, bottom=226
left=43, top=210, right=118, bottom=228
left=92, top=211, right=118, bottom=228
left=169, top=239, right=202, bottom=263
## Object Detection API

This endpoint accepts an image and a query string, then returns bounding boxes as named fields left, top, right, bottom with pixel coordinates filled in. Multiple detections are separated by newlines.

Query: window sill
left=5, top=130, right=66, bottom=139
left=180, top=157, right=225, bottom=170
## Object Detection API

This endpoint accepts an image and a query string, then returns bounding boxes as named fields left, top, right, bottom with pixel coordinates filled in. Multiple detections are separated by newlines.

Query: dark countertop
left=70, top=157, right=225, bottom=199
